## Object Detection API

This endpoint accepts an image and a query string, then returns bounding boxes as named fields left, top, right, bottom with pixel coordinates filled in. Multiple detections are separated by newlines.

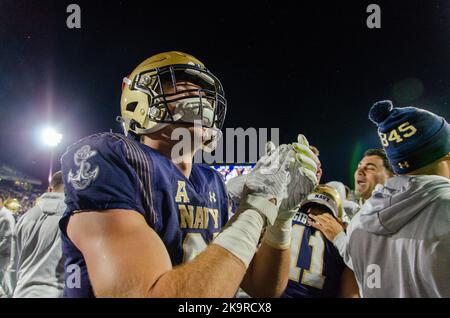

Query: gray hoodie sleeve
left=332, top=212, right=362, bottom=270
left=333, top=232, right=353, bottom=270
left=0, top=210, right=16, bottom=297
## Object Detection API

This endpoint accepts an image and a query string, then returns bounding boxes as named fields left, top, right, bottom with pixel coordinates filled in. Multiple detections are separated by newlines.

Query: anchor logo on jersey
left=68, top=145, right=100, bottom=190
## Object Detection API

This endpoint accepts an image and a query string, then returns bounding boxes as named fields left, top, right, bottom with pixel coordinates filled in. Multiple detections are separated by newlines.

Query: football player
left=283, top=185, right=359, bottom=298
left=59, top=51, right=318, bottom=297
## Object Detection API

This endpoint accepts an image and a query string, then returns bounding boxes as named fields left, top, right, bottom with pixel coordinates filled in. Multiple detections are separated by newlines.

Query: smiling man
left=354, top=149, right=394, bottom=203
left=309, top=100, right=450, bottom=297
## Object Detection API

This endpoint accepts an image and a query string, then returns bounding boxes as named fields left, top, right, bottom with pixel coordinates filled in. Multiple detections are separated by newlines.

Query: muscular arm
left=232, top=198, right=291, bottom=298
left=68, top=209, right=248, bottom=298
left=240, top=241, right=290, bottom=297
left=338, top=267, right=359, bottom=298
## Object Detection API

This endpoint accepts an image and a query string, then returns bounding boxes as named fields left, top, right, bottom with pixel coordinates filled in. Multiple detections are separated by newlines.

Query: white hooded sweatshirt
left=334, top=175, right=450, bottom=297
left=13, top=192, right=66, bottom=298
left=0, top=206, right=15, bottom=297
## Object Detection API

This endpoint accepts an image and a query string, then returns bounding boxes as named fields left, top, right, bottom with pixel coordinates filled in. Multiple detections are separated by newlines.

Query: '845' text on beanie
left=369, top=100, right=450, bottom=174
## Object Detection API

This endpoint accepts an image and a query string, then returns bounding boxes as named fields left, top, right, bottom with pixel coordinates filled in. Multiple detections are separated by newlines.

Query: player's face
left=162, top=80, right=208, bottom=120
left=316, top=160, right=323, bottom=183
left=162, top=81, right=205, bottom=101
left=354, top=155, right=390, bottom=200
left=164, top=80, right=212, bottom=129
left=307, top=204, right=332, bottom=216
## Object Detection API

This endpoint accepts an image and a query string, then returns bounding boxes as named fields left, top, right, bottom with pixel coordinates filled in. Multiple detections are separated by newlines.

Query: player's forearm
left=147, top=244, right=246, bottom=298
left=77, top=207, right=268, bottom=298
left=241, top=241, right=290, bottom=298
left=240, top=207, right=294, bottom=298
left=338, top=267, right=360, bottom=298
left=148, top=203, right=271, bottom=297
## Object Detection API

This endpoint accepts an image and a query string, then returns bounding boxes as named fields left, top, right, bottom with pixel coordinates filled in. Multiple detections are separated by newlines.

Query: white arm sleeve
left=332, top=211, right=361, bottom=270
left=332, top=232, right=353, bottom=270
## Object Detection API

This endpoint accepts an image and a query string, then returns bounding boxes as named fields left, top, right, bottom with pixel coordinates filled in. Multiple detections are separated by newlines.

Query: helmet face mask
left=120, top=52, right=226, bottom=140
left=139, top=66, right=225, bottom=127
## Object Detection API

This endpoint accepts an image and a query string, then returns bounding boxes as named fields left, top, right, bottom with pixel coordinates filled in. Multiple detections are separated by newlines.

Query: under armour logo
left=209, top=191, right=216, bottom=203
left=68, top=145, right=100, bottom=190
left=398, top=161, right=410, bottom=169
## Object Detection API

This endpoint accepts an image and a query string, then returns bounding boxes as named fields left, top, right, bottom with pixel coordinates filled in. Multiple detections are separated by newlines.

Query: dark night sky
left=0, top=0, right=449, bottom=188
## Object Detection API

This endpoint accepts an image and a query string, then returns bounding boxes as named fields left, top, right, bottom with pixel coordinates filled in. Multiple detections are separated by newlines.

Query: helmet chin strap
left=170, top=97, right=214, bottom=126
left=136, top=123, right=169, bottom=134
left=202, top=127, right=222, bottom=153
left=116, top=115, right=169, bottom=135
left=170, top=97, right=222, bottom=152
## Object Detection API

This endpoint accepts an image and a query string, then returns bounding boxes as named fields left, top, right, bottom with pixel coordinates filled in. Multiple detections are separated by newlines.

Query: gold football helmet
left=4, top=198, right=20, bottom=214
left=300, top=184, right=344, bottom=219
left=119, top=51, right=227, bottom=145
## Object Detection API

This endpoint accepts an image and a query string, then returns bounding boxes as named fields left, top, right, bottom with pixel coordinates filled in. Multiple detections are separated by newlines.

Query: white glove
left=227, top=135, right=319, bottom=212
left=226, top=173, right=247, bottom=204
left=244, top=144, right=293, bottom=203
left=223, top=135, right=319, bottom=251
left=281, top=134, right=319, bottom=210
left=214, top=144, right=294, bottom=267
left=226, top=141, right=287, bottom=206
left=264, top=134, right=319, bottom=249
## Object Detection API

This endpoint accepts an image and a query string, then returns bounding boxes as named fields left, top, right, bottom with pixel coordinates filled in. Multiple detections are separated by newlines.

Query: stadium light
left=41, top=127, right=63, bottom=147
left=40, top=127, right=63, bottom=185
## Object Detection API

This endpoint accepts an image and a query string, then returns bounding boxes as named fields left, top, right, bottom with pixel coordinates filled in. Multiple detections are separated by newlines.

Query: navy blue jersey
left=282, top=211, right=346, bottom=298
left=59, top=133, right=229, bottom=297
